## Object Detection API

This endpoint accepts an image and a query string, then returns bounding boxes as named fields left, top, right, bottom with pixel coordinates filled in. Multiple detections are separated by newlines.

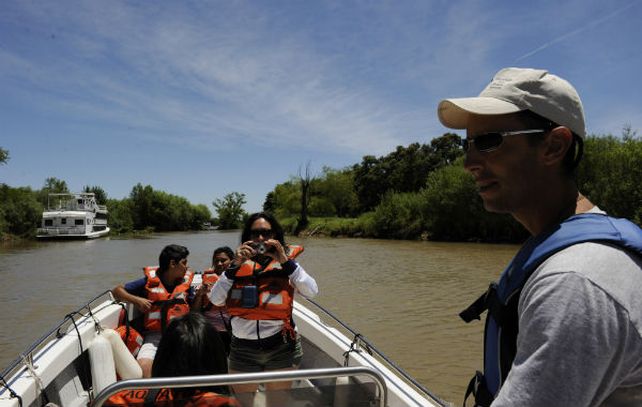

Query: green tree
left=577, top=132, right=642, bottom=224
left=106, top=198, right=134, bottom=233
left=129, top=183, right=155, bottom=229
left=314, top=167, right=359, bottom=217
left=37, top=177, right=70, bottom=207
left=0, top=147, right=9, bottom=165
left=371, top=191, right=425, bottom=239
left=263, top=191, right=276, bottom=213
left=213, top=192, right=247, bottom=230
left=421, top=159, right=526, bottom=242
left=83, top=185, right=108, bottom=205
left=0, top=185, right=43, bottom=237
left=352, top=136, right=463, bottom=211
left=270, top=180, right=300, bottom=219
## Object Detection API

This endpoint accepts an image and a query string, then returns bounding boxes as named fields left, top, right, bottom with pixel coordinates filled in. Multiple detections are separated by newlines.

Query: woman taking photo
left=208, top=212, right=318, bottom=406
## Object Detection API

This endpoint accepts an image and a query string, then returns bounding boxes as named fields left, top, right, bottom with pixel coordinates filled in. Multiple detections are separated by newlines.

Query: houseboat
left=36, top=193, right=110, bottom=239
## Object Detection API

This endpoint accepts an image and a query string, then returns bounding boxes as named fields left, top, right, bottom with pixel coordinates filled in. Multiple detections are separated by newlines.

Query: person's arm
left=191, top=283, right=210, bottom=311
left=208, top=273, right=234, bottom=306
left=492, top=271, right=628, bottom=407
left=282, top=260, right=318, bottom=299
left=111, top=277, right=153, bottom=312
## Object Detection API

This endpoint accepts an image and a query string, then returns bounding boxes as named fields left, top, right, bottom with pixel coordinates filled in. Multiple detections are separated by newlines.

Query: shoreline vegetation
left=1, top=129, right=640, bottom=244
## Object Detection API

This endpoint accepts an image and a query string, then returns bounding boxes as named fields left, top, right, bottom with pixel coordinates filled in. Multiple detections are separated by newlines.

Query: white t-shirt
left=208, top=262, right=318, bottom=340
left=493, top=215, right=642, bottom=406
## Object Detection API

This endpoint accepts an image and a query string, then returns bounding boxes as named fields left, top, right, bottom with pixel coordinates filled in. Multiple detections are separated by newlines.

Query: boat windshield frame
left=92, top=367, right=388, bottom=407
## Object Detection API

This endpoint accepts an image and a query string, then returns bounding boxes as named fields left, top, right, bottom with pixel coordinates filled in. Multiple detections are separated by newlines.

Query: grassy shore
left=280, top=215, right=381, bottom=238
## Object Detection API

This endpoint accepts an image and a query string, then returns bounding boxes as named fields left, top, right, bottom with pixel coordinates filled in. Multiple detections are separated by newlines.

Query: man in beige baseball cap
left=441, top=68, right=642, bottom=407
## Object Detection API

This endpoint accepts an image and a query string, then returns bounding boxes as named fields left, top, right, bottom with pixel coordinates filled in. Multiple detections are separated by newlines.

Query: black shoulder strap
left=459, top=283, right=496, bottom=323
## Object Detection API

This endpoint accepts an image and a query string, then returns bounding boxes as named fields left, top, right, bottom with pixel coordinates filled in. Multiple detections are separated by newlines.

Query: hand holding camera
left=256, top=239, right=288, bottom=263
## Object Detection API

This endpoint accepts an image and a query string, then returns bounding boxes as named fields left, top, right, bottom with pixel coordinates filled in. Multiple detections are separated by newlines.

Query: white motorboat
left=36, top=193, right=110, bottom=239
left=0, top=286, right=449, bottom=406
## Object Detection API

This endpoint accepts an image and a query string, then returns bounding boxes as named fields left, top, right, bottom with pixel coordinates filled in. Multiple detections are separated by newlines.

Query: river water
left=0, top=231, right=517, bottom=404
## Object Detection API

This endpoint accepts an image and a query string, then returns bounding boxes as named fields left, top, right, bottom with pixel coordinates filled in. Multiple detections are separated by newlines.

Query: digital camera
left=250, top=242, right=268, bottom=255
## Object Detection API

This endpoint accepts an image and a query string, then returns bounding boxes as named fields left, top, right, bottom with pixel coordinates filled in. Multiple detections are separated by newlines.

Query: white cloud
left=4, top=1, right=424, bottom=156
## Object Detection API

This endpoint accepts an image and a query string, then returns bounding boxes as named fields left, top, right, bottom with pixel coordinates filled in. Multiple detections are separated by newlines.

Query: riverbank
left=280, top=215, right=519, bottom=243
left=281, top=215, right=375, bottom=238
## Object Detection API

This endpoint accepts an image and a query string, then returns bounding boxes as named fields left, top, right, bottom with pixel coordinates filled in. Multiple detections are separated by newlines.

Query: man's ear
left=541, top=126, right=573, bottom=166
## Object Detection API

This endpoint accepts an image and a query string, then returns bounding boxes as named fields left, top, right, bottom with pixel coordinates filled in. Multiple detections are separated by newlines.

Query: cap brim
left=438, top=97, right=524, bottom=129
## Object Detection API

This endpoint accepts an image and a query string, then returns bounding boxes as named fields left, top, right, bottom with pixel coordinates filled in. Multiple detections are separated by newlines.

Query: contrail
left=515, top=0, right=640, bottom=62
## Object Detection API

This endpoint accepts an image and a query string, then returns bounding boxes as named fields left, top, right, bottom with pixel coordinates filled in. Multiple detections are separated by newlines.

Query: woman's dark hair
left=152, top=313, right=229, bottom=396
left=241, top=212, right=285, bottom=246
left=212, top=246, right=234, bottom=266
left=158, top=244, right=189, bottom=273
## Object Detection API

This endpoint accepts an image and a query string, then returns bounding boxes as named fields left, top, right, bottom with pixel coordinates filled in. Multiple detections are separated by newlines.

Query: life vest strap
left=460, top=283, right=511, bottom=326
left=463, top=371, right=493, bottom=407
left=459, top=283, right=496, bottom=323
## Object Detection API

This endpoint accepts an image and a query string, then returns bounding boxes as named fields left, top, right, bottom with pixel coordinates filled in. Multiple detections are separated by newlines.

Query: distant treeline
left=2, top=129, right=640, bottom=242
left=264, top=130, right=642, bottom=242
left=0, top=175, right=211, bottom=238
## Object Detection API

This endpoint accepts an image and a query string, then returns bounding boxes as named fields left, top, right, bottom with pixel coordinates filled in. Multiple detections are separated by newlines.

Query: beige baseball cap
left=438, top=67, right=586, bottom=138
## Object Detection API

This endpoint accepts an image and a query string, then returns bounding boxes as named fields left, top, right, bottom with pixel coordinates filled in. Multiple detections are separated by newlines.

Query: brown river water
left=0, top=231, right=517, bottom=404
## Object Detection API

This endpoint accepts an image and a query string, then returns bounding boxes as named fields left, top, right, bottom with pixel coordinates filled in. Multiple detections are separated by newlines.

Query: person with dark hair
left=112, top=244, right=194, bottom=378
left=438, top=68, right=642, bottom=406
left=192, top=246, right=235, bottom=354
left=208, top=212, right=318, bottom=406
left=105, top=313, right=240, bottom=406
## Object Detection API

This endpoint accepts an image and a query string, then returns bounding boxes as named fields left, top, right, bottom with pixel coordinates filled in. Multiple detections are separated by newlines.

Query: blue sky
left=1, top=1, right=641, bottom=213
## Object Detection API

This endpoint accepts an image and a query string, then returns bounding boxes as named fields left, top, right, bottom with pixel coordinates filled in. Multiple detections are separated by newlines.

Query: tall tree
left=83, top=185, right=108, bottom=205
left=263, top=191, right=276, bottom=214
left=0, top=147, right=9, bottom=165
left=213, top=192, right=247, bottom=230
left=37, top=177, right=70, bottom=207
left=295, top=162, right=313, bottom=235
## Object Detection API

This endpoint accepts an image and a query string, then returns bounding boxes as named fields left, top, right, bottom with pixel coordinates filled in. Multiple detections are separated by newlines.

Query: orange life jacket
left=200, top=270, right=220, bottom=309
left=226, top=245, right=303, bottom=336
left=202, top=269, right=220, bottom=285
left=116, top=306, right=144, bottom=357
left=143, top=266, right=194, bottom=332
left=105, top=388, right=240, bottom=406
left=115, top=325, right=144, bottom=357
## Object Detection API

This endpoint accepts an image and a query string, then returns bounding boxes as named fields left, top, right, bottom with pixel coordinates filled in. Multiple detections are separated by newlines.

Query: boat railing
left=92, top=366, right=388, bottom=407
left=300, top=297, right=450, bottom=407
left=0, top=291, right=115, bottom=385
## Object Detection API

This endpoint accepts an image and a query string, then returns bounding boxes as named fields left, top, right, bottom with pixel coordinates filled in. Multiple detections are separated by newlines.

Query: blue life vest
left=459, top=213, right=642, bottom=407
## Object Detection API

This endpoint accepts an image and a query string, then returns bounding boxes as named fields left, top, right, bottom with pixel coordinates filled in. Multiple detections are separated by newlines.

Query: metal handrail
left=300, top=297, right=450, bottom=407
left=0, top=291, right=115, bottom=385
left=92, top=366, right=388, bottom=407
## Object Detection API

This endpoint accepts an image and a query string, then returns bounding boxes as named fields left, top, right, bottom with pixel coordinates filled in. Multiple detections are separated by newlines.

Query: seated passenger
left=192, top=246, right=233, bottom=354
left=111, top=244, right=194, bottom=378
left=104, top=312, right=239, bottom=406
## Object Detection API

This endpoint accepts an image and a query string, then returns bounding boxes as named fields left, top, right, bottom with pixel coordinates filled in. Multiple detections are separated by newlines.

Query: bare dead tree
left=294, top=161, right=312, bottom=235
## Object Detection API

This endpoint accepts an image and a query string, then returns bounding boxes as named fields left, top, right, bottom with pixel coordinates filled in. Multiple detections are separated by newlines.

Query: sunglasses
left=250, top=228, right=274, bottom=239
left=462, top=129, right=547, bottom=152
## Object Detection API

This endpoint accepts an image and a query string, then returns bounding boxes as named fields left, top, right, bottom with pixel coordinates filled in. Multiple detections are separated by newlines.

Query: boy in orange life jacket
left=111, top=244, right=195, bottom=378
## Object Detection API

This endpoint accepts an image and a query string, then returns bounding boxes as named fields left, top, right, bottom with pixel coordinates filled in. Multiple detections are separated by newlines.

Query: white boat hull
left=36, top=227, right=110, bottom=239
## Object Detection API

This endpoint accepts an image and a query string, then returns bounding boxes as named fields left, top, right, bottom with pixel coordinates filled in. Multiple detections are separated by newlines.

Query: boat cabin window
left=61, top=218, right=67, bottom=225
left=44, top=219, right=53, bottom=226
left=75, top=219, right=84, bottom=225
